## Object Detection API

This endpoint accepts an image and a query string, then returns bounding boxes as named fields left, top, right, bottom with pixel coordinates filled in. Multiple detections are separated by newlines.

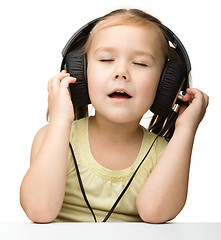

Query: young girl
left=20, top=9, right=209, bottom=223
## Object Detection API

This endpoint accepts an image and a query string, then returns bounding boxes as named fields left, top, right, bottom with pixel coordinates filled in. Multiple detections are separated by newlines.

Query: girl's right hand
left=47, top=70, right=76, bottom=125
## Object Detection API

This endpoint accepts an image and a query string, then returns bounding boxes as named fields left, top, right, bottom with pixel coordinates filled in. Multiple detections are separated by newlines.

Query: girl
left=20, top=9, right=209, bottom=223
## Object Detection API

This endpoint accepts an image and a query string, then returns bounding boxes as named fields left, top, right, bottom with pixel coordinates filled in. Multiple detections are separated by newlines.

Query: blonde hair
left=83, top=9, right=169, bottom=58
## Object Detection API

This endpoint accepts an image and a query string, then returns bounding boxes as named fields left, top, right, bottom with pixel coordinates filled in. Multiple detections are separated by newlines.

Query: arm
left=136, top=88, right=209, bottom=223
left=20, top=71, right=76, bottom=223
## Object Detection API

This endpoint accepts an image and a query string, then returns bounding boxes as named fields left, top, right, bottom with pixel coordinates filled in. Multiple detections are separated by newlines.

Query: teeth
left=116, top=91, right=124, bottom=93
left=108, top=90, right=132, bottom=99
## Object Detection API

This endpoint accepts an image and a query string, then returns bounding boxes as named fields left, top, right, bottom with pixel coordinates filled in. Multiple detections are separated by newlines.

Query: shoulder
left=142, top=126, right=168, bottom=156
left=70, top=117, right=89, bottom=139
left=72, top=116, right=88, bottom=127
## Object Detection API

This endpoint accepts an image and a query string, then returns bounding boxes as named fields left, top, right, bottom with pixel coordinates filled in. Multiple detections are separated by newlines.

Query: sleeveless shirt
left=54, top=117, right=168, bottom=222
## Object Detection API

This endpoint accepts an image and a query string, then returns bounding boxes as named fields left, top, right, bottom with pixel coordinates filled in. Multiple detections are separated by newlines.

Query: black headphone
left=61, top=17, right=191, bottom=117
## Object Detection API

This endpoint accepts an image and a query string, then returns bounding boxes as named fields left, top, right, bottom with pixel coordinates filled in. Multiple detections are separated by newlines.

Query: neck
left=89, top=114, right=143, bottom=142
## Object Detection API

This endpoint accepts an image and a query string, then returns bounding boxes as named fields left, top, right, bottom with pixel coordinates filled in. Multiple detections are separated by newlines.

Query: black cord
left=69, top=142, right=97, bottom=222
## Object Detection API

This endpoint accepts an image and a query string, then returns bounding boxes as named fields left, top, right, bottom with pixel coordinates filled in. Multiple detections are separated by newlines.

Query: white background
left=0, top=0, right=220, bottom=223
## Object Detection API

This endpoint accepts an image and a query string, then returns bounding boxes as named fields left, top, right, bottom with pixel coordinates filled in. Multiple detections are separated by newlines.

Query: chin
left=93, top=105, right=148, bottom=125
left=102, top=112, right=142, bottom=125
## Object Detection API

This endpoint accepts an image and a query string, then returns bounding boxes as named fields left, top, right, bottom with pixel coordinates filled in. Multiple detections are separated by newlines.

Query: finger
left=181, top=88, right=193, bottom=102
left=186, top=88, right=209, bottom=107
left=186, top=88, right=205, bottom=97
left=60, top=77, right=77, bottom=89
left=184, top=88, right=202, bottom=102
left=50, top=71, right=70, bottom=92
left=51, top=70, right=69, bottom=81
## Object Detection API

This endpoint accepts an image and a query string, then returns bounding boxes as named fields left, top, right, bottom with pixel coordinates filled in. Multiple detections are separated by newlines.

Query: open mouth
left=108, top=90, right=132, bottom=99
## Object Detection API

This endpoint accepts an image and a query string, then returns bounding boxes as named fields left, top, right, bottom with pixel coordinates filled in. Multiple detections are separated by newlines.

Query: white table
left=1, top=222, right=221, bottom=240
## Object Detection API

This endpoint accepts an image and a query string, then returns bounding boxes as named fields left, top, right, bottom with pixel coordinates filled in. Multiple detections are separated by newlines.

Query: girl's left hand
left=175, top=88, right=209, bottom=131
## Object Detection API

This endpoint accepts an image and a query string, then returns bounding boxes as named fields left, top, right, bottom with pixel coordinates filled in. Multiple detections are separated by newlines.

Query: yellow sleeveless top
left=54, top=117, right=168, bottom=222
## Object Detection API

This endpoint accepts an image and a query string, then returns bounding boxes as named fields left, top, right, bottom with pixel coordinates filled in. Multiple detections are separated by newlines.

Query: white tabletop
left=1, top=222, right=221, bottom=240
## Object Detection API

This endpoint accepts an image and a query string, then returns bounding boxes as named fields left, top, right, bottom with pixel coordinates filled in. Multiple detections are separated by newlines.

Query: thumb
left=178, top=105, right=187, bottom=117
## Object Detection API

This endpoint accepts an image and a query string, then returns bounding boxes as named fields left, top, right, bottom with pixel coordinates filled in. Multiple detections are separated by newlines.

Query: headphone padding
left=65, top=50, right=91, bottom=106
left=150, top=61, right=184, bottom=117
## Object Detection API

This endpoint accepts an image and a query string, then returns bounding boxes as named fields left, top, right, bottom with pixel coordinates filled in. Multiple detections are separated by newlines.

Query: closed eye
left=99, top=59, right=114, bottom=62
left=133, top=62, right=148, bottom=67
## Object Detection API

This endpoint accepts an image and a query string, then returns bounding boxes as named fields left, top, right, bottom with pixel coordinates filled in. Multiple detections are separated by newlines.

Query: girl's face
left=87, top=24, right=165, bottom=125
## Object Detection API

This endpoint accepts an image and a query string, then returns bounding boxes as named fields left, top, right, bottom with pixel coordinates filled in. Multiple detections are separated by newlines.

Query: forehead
left=88, top=25, right=163, bottom=57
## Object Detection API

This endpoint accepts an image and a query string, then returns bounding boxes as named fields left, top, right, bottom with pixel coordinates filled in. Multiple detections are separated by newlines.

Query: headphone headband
left=61, top=18, right=191, bottom=74
left=62, top=18, right=99, bottom=57
left=161, top=25, right=191, bottom=73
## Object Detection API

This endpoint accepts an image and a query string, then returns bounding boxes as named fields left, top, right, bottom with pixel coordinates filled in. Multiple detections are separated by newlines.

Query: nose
left=115, top=74, right=127, bottom=80
left=113, top=61, right=129, bottom=81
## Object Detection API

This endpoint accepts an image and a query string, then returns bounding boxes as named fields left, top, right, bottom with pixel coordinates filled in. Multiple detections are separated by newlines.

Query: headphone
left=60, top=17, right=191, bottom=117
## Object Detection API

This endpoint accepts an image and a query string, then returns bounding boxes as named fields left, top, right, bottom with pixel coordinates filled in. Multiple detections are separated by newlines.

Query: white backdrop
left=0, top=0, right=220, bottom=222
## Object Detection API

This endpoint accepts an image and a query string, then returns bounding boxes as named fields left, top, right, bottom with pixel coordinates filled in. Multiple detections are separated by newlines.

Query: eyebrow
left=94, top=47, right=115, bottom=54
left=132, top=50, right=155, bottom=61
left=94, top=47, right=155, bottom=61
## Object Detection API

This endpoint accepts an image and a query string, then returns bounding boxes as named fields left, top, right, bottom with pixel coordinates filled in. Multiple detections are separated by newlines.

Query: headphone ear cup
left=150, top=61, right=184, bottom=117
left=65, top=49, right=91, bottom=106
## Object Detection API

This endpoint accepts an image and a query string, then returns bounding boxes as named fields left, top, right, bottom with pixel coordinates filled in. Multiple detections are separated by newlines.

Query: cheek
left=87, top=61, right=106, bottom=85
left=87, top=64, right=105, bottom=101
left=139, top=84, right=156, bottom=107
left=137, top=72, right=160, bottom=102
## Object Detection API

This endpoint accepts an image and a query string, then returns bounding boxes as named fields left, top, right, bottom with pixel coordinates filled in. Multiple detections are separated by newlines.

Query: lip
left=107, top=88, right=133, bottom=98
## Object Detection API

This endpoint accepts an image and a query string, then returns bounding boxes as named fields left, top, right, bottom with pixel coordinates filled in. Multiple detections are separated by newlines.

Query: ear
left=150, top=61, right=184, bottom=117
left=65, top=50, right=91, bottom=106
